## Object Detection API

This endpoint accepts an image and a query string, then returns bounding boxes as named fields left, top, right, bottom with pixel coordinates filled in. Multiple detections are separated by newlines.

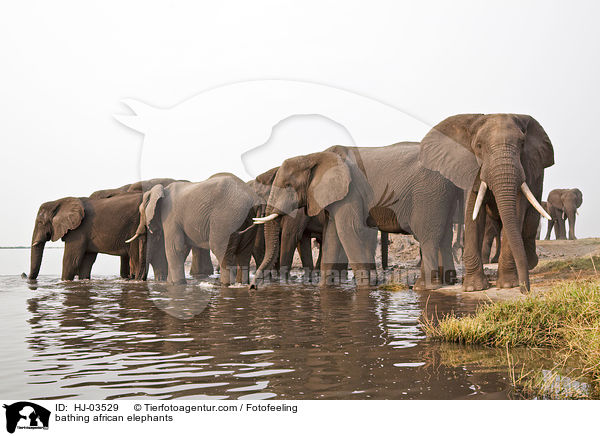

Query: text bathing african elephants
left=545, top=188, right=583, bottom=240
left=28, top=193, right=146, bottom=281
left=252, top=142, right=462, bottom=289
left=90, top=177, right=214, bottom=278
left=126, top=173, right=262, bottom=285
left=419, top=114, right=554, bottom=293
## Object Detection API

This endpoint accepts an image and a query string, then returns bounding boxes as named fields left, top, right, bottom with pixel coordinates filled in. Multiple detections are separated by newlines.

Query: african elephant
left=90, top=178, right=213, bottom=279
left=248, top=167, right=328, bottom=281
left=419, top=114, right=554, bottom=293
left=126, top=173, right=261, bottom=285
left=545, top=188, right=583, bottom=240
left=252, top=142, right=462, bottom=289
left=27, top=193, right=146, bottom=281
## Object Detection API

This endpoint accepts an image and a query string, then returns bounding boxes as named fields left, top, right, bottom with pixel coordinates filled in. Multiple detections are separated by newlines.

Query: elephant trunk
left=250, top=208, right=281, bottom=289
left=29, top=240, right=46, bottom=280
left=486, top=148, right=530, bottom=293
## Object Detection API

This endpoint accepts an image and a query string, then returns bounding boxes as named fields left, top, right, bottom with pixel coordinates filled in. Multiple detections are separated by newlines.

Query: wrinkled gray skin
left=128, top=173, right=262, bottom=285
left=248, top=167, right=329, bottom=281
left=545, top=188, right=583, bottom=240
left=28, top=193, right=146, bottom=281
left=419, top=114, right=554, bottom=293
left=91, top=178, right=213, bottom=279
left=254, top=143, right=461, bottom=289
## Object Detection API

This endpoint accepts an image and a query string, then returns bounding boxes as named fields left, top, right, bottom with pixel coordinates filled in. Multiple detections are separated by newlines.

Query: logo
left=3, top=402, right=50, bottom=434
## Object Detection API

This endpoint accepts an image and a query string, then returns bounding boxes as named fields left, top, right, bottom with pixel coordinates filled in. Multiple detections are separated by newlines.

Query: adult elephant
left=90, top=177, right=213, bottom=278
left=252, top=142, right=462, bottom=289
left=27, top=193, right=146, bottom=281
left=545, top=188, right=583, bottom=240
left=125, top=173, right=261, bottom=285
left=248, top=167, right=328, bottom=280
left=419, top=114, right=554, bottom=293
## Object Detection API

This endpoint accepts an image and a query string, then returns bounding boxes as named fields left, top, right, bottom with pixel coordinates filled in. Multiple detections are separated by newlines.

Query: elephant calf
left=28, top=193, right=146, bottom=281
left=126, top=173, right=262, bottom=285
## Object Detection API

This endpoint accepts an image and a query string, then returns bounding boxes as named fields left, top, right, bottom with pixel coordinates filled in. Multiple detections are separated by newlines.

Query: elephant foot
left=497, top=268, right=519, bottom=288
left=413, top=277, right=441, bottom=291
left=462, top=271, right=489, bottom=292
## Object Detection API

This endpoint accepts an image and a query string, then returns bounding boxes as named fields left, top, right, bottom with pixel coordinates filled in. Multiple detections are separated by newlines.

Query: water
left=0, top=248, right=557, bottom=400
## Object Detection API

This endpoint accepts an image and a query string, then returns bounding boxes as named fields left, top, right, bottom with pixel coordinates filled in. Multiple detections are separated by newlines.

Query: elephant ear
left=51, top=197, right=84, bottom=241
left=419, top=114, right=484, bottom=190
left=515, top=115, right=554, bottom=184
left=143, top=184, right=164, bottom=226
left=574, top=189, right=583, bottom=208
left=306, top=152, right=351, bottom=216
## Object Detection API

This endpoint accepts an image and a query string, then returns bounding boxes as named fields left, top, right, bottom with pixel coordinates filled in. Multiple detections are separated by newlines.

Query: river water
left=0, top=248, right=553, bottom=400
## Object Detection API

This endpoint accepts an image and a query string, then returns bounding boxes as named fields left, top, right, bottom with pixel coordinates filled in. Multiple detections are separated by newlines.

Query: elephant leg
left=234, top=227, right=256, bottom=284
left=556, top=217, right=567, bottom=240
left=462, top=190, right=489, bottom=291
left=165, top=230, right=190, bottom=284
left=381, top=231, right=389, bottom=270
left=235, top=250, right=252, bottom=284
left=210, top=239, right=234, bottom=286
left=481, top=224, right=494, bottom=264
left=62, top=242, right=86, bottom=281
left=190, top=247, right=214, bottom=277
left=439, top=225, right=456, bottom=285
left=545, top=220, right=554, bottom=240
left=279, top=229, right=297, bottom=283
left=490, top=234, right=501, bottom=264
left=315, top=238, right=322, bottom=271
left=320, top=216, right=350, bottom=286
left=78, top=252, right=97, bottom=280
left=120, top=256, right=130, bottom=279
left=332, top=211, right=377, bottom=288
left=297, top=236, right=314, bottom=277
left=414, top=240, right=441, bottom=290
left=522, top=204, right=540, bottom=270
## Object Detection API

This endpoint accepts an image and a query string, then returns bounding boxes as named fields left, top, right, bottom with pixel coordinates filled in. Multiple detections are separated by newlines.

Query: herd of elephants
left=25, top=113, right=584, bottom=294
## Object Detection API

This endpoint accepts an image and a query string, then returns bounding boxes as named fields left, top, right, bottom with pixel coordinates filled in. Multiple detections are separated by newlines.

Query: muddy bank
left=289, top=236, right=600, bottom=302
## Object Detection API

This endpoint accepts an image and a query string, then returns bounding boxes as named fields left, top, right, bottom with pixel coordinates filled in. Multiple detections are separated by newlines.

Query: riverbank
left=422, top=278, right=600, bottom=398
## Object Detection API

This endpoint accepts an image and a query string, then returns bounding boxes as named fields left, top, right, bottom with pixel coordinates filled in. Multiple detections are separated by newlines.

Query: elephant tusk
left=521, top=183, right=552, bottom=220
left=31, top=241, right=41, bottom=247
left=125, top=234, right=139, bottom=244
left=253, top=213, right=279, bottom=224
left=472, top=181, right=487, bottom=221
left=563, top=211, right=566, bottom=220
left=576, top=210, right=579, bottom=216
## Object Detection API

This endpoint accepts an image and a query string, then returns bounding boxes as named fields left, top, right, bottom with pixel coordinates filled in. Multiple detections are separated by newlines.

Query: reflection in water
left=2, top=275, right=526, bottom=401
left=0, top=261, right=571, bottom=400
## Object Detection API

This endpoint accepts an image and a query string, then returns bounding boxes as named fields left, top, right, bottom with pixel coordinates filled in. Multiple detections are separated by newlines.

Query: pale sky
left=1, top=0, right=599, bottom=246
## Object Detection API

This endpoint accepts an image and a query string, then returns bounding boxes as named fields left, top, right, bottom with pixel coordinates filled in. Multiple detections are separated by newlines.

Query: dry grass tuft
left=422, top=278, right=600, bottom=393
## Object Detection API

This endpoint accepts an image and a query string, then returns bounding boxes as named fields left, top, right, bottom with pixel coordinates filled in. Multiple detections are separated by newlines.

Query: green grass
left=422, top=278, right=600, bottom=390
left=533, top=255, right=600, bottom=276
